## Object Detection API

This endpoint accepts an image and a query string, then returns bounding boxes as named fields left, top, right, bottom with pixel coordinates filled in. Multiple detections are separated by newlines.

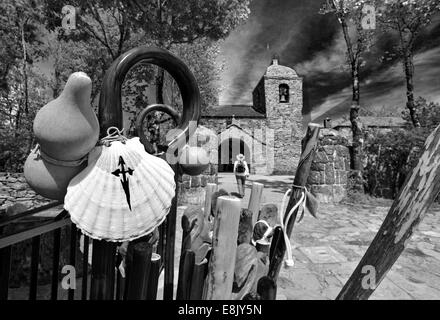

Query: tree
left=402, top=96, right=440, bottom=130
left=320, top=0, right=376, bottom=179
left=0, top=0, right=45, bottom=124
left=378, top=0, right=440, bottom=127
left=44, top=0, right=139, bottom=60
left=0, top=66, right=51, bottom=172
left=126, top=0, right=250, bottom=103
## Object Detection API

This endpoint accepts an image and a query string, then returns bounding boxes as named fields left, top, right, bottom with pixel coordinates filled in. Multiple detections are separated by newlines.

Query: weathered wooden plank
left=189, top=259, right=208, bottom=300
left=248, top=183, right=264, bottom=226
left=204, top=196, right=241, bottom=300
left=29, top=236, right=41, bottom=300
left=337, top=124, right=440, bottom=300
left=231, top=244, right=258, bottom=300
left=163, top=164, right=179, bottom=300
left=0, top=245, right=11, bottom=300
left=68, top=224, right=77, bottom=300
left=90, top=240, right=117, bottom=300
left=125, top=241, right=153, bottom=300
left=237, top=209, right=253, bottom=246
left=268, top=123, right=320, bottom=281
left=0, top=202, right=62, bottom=228
left=0, top=214, right=70, bottom=249
left=257, top=276, right=277, bottom=300
left=176, top=250, right=195, bottom=300
left=204, top=183, right=218, bottom=221
left=50, top=228, right=61, bottom=300
left=81, top=235, right=89, bottom=300
left=146, top=253, right=161, bottom=300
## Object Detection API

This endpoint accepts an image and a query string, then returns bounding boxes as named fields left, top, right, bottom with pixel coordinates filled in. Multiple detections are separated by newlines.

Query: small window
left=279, top=84, right=289, bottom=103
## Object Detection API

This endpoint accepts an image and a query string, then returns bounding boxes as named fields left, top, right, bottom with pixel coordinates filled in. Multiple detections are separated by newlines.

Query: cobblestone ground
left=216, top=173, right=440, bottom=300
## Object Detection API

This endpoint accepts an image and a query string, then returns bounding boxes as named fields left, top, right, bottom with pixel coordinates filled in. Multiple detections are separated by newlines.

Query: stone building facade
left=200, top=57, right=304, bottom=175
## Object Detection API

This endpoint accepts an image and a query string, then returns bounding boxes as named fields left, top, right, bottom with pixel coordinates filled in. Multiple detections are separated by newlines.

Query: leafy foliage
left=364, top=97, right=440, bottom=198
left=0, top=67, right=51, bottom=172
left=0, top=0, right=251, bottom=172
left=402, top=96, right=440, bottom=130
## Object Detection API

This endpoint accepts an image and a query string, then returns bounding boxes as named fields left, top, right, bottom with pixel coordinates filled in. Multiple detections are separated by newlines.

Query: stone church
left=200, top=57, right=304, bottom=175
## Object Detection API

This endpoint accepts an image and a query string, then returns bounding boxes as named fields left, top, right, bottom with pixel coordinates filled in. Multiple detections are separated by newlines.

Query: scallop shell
left=64, top=137, right=175, bottom=242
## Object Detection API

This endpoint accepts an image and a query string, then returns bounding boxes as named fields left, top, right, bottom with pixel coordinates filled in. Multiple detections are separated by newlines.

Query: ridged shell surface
left=64, top=137, right=175, bottom=242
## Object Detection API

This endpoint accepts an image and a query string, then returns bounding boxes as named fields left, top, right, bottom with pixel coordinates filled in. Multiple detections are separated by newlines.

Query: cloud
left=219, top=0, right=440, bottom=120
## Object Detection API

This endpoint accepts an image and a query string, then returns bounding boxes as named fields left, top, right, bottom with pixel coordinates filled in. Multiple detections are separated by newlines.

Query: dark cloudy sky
left=218, top=0, right=440, bottom=122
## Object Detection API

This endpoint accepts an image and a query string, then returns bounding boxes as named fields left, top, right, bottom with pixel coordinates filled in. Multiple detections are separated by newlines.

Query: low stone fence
left=307, top=129, right=350, bottom=203
left=0, top=172, right=52, bottom=212
left=177, top=164, right=218, bottom=206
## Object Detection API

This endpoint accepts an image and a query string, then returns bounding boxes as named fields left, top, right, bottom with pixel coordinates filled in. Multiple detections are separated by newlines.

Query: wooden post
left=238, top=209, right=253, bottom=245
left=125, top=241, right=153, bottom=300
left=257, top=276, right=277, bottom=300
left=146, top=253, right=161, bottom=300
left=0, top=226, right=11, bottom=301
left=190, top=259, right=209, bottom=300
left=337, top=124, right=440, bottom=300
left=248, top=183, right=264, bottom=226
left=268, top=123, right=320, bottom=281
left=176, top=250, right=195, bottom=300
left=90, top=240, right=117, bottom=300
left=204, top=196, right=241, bottom=300
left=232, top=244, right=258, bottom=300
left=204, top=183, right=218, bottom=220
left=0, top=246, right=11, bottom=300
left=164, top=164, right=179, bottom=300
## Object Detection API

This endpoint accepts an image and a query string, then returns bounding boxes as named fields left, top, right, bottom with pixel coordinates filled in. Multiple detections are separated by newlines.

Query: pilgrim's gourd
left=33, top=72, right=99, bottom=161
left=179, top=145, right=210, bottom=176
left=24, top=72, right=99, bottom=200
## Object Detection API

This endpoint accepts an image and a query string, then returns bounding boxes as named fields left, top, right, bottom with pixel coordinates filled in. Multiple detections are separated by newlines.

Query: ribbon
left=36, top=145, right=88, bottom=167
left=279, top=185, right=308, bottom=268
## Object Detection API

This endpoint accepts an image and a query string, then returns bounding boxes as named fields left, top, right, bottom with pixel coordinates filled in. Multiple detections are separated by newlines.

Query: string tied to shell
left=99, top=126, right=128, bottom=147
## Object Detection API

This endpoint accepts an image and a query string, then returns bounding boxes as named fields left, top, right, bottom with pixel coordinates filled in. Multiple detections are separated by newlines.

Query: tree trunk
left=403, top=52, right=420, bottom=127
left=337, top=123, right=440, bottom=300
left=21, top=22, right=29, bottom=115
left=155, top=67, right=165, bottom=105
left=350, top=61, right=364, bottom=174
left=339, top=12, right=364, bottom=177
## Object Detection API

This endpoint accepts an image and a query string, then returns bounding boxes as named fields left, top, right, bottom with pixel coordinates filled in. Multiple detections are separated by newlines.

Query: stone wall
left=178, top=164, right=218, bottom=205
left=0, top=172, right=51, bottom=212
left=307, top=129, right=350, bottom=203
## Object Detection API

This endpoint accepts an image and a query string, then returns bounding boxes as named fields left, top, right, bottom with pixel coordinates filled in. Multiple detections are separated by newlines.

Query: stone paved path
left=215, top=173, right=440, bottom=300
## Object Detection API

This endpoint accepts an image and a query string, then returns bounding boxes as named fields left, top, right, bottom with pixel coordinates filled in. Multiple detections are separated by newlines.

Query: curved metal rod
left=136, top=104, right=181, bottom=154
left=98, top=46, right=200, bottom=160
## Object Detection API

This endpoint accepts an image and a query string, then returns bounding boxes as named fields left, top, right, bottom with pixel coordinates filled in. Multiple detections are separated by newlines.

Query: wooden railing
left=0, top=202, right=86, bottom=300
left=0, top=200, right=170, bottom=301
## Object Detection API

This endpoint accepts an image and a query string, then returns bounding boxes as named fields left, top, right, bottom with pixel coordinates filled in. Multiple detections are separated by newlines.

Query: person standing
left=234, top=154, right=249, bottom=198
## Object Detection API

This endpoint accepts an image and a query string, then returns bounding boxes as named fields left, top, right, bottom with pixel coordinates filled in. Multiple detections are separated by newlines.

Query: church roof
left=333, top=116, right=407, bottom=128
left=202, top=105, right=266, bottom=119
